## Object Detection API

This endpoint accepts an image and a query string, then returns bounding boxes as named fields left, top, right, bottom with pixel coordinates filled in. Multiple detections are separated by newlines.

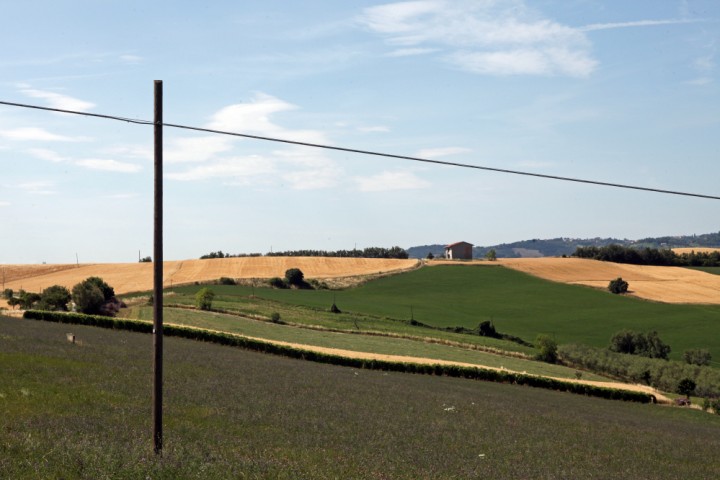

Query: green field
left=688, top=266, right=720, bottom=276
left=169, top=265, right=720, bottom=363
left=2, top=316, right=718, bottom=479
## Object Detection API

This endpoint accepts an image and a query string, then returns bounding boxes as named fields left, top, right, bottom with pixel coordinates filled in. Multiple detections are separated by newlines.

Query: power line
left=2, top=99, right=719, bottom=201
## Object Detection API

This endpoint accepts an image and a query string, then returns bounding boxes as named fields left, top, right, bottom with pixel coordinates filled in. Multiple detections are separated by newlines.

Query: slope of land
left=0, top=257, right=418, bottom=298
left=495, top=257, right=720, bottom=304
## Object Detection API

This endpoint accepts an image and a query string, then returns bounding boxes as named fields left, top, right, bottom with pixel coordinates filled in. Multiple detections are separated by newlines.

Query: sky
left=1, top=0, right=718, bottom=263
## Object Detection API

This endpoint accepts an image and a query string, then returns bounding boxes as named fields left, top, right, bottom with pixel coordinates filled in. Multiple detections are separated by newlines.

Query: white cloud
left=360, top=0, right=597, bottom=77
left=207, top=92, right=328, bottom=144
left=166, top=155, right=275, bottom=182
left=386, top=47, right=440, bottom=57
left=167, top=93, right=341, bottom=190
left=416, top=146, right=470, bottom=158
left=358, top=125, right=390, bottom=133
left=0, top=201, right=10, bottom=207
left=119, top=54, right=143, bottom=64
left=165, top=136, right=235, bottom=164
left=0, top=127, right=89, bottom=142
left=74, top=159, right=142, bottom=173
left=355, top=170, right=430, bottom=192
left=17, top=181, right=57, bottom=195
left=579, top=19, right=698, bottom=32
left=27, top=148, right=65, bottom=162
left=19, top=88, right=95, bottom=112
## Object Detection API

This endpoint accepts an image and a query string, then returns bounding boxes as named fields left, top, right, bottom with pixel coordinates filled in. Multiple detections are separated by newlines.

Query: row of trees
left=574, top=244, right=720, bottom=267
left=201, top=247, right=409, bottom=260
left=2, top=277, right=123, bottom=317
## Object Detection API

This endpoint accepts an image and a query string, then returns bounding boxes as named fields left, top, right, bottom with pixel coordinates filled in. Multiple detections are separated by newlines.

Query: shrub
left=535, top=334, right=558, bottom=364
left=72, top=277, right=116, bottom=315
left=285, top=268, right=305, bottom=287
left=2, top=288, right=12, bottom=300
left=330, top=302, right=341, bottom=314
left=683, top=348, right=712, bottom=366
left=608, top=277, right=629, bottom=294
left=609, top=329, right=670, bottom=359
left=218, top=277, right=236, bottom=285
left=268, top=277, right=287, bottom=289
left=477, top=320, right=498, bottom=338
left=195, top=287, right=215, bottom=311
left=676, top=378, right=696, bottom=400
left=38, top=285, right=71, bottom=311
left=270, top=312, right=281, bottom=323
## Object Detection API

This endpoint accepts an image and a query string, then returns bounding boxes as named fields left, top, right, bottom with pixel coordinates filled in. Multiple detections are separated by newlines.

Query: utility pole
left=152, top=80, right=164, bottom=455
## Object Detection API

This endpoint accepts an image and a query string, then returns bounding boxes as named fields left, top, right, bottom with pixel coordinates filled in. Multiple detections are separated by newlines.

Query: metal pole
left=152, top=80, right=164, bottom=454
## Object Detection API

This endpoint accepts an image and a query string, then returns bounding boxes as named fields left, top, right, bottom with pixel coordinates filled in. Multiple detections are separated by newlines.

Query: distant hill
left=406, top=231, right=720, bottom=259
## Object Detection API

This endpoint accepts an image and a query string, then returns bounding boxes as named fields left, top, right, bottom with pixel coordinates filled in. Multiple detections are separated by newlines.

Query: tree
left=608, top=277, right=629, bottom=294
left=284, top=268, right=305, bottom=287
left=139, top=256, right=152, bottom=263
left=2, top=288, right=13, bottom=300
left=477, top=320, right=498, bottom=338
left=609, top=329, right=670, bottom=360
left=485, top=249, right=497, bottom=261
left=676, top=378, right=696, bottom=400
left=426, top=252, right=434, bottom=260
left=535, top=334, right=558, bottom=363
left=195, top=287, right=214, bottom=310
left=38, top=285, right=71, bottom=311
left=72, top=277, right=116, bottom=315
left=683, top=348, right=712, bottom=366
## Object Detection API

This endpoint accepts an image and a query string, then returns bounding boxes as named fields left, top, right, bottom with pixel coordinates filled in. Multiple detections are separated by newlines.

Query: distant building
left=444, top=241, right=473, bottom=260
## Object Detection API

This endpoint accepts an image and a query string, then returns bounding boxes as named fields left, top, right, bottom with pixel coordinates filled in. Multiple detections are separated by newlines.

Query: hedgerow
left=559, top=343, right=720, bottom=398
left=23, top=310, right=655, bottom=404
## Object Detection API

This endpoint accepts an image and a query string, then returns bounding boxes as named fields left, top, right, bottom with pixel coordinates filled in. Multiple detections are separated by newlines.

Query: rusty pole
left=152, top=80, right=164, bottom=454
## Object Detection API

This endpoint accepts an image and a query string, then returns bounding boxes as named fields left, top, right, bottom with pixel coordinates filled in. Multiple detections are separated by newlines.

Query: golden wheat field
left=495, top=257, right=720, bottom=304
left=0, top=257, right=419, bottom=298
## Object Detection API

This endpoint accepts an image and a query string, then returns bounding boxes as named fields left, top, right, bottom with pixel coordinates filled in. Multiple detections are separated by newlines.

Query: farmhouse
left=444, top=241, right=473, bottom=260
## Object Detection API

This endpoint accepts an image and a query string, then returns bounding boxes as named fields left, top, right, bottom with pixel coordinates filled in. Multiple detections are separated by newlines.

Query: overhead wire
left=1, top=99, right=718, bottom=201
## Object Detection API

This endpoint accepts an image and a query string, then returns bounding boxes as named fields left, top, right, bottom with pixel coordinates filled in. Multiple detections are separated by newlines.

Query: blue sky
left=1, top=0, right=718, bottom=263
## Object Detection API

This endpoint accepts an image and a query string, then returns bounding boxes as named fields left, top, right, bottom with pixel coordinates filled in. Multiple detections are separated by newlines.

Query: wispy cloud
left=579, top=19, right=699, bottom=32
left=360, top=0, right=597, bottom=77
left=386, top=47, right=440, bottom=57
left=166, top=155, right=275, bottom=182
left=19, top=87, right=95, bottom=111
left=16, top=181, right=57, bottom=195
left=74, top=159, right=142, bottom=173
left=119, top=54, right=143, bottom=64
left=358, top=125, right=390, bottom=133
left=355, top=170, right=430, bottom=192
left=0, top=127, right=90, bottom=142
left=26, top=148, right=142, bottom=173
left=416, top=146, right=470, bottom=158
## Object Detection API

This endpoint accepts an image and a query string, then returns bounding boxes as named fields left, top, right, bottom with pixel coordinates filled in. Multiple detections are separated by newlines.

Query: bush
left=676, top=378, right=696, bottom=399
left=38, top=285, right=71, bottom=311
left=608, top=277, right=629, bottom=294
left=477, top=320, right=498, bottom=338
left=2, top=288, right=12, bottom=300
left=535, top=334, right=558, bottom=364
left=268, top=277, right=287, bottom=289
left=609, top=329, right=670, bottom=359
left=330, top=302, right=341, bottom=314
left=195, top=287, right=215, bottom=310
left=270, top=312, right=281, bottom=323
left=285, top=268, right=305, bottom=287
left=683, top=348, right=712, bottom=366
left=72, top=277, right=116, bottom=316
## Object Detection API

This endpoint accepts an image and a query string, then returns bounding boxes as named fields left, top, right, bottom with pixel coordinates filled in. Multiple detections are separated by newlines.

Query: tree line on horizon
left=200, top=246, right=409, bottom=260
left=573, top=244, right=720, bottom=267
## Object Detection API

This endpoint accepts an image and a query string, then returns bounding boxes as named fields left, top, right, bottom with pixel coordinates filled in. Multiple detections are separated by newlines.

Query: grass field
left=168, top=265, right=720, bottom=364
left=2, top=316, right=718, bottom=479
left=125, top=305, right=609, bottom=381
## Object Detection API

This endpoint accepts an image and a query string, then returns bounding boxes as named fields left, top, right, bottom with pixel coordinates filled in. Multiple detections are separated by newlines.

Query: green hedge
left=23, top=310, right=655, bottom=404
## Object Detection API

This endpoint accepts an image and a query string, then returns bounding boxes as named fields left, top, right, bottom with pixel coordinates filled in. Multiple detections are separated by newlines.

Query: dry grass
left=672, top=247, right=720, bottom=254
left=496, top=257, right=720, bottom=304
left=0, top=257, right=419, bottom=296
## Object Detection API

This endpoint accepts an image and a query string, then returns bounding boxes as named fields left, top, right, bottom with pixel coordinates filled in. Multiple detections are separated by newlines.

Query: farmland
left=2, top=316, right=719, bottom=479
left=160, top=264, right=720, bottom=364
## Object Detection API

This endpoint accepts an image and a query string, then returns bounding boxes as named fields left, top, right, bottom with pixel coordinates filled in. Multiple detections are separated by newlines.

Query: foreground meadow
left=2, top=316, right=718, bottom=479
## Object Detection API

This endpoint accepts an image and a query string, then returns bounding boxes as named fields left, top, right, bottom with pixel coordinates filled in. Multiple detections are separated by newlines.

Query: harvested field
left=673, top=247, right=720, bottom=254
left=496, top=257, right=720, bottom=304
left=0, top=257, right=419, bottom=296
